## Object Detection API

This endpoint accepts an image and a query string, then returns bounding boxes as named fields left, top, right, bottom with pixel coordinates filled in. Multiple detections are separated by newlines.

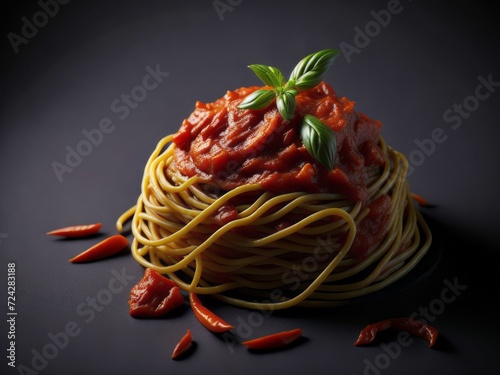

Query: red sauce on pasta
left=172, top=83, right=390, bottom=258
left=173, top=83, right=384, bottom=201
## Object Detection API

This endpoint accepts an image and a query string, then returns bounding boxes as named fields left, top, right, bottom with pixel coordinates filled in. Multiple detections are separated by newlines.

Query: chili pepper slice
left=69, top=234, right=129, bottom=263
left=47, top=223, right=102, bottom=237
left=411, top=193, right=431, bottom=207
left=354, top=318, right=438, bottom=348
left=242, top=328, right=303, bottom=350
left=129, top=268, right=184, bottom=318
left=189, top=292, right=233, bottom=333
left=171, top=329, right=193, bottom=359
left=391, top=318, right=438, bottom=347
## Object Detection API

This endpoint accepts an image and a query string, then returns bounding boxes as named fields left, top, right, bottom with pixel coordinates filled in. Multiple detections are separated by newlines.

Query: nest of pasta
left=118, top=82, right=431, bottom=309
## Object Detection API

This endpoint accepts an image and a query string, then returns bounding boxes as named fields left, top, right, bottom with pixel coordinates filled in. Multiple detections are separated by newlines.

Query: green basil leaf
left=276, top=91, right=297, bottom=121
left=248, top=64, right=286, bottom=88
left=289, top=49, right=340, bottom=91
left=238, top=89, right=276, bottom=110
left=300, top=115, right=336, bottom=170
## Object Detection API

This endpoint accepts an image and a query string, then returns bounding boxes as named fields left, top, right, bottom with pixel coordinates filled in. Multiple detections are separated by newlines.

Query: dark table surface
left=1, top=1, right=500, bottom=374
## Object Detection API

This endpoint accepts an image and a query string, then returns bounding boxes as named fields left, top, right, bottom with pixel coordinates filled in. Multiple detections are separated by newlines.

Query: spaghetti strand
left=117, top=135, right=431, bottom=310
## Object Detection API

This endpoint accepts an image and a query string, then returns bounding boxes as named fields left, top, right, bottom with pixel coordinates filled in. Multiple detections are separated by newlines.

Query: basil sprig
left=238, top=49, right=339, bottom=121
left=248, top=64, right=285, bottom=88
left=238, top=49, right=339, bottom=170
left=289, top=50, right=338, bottom=91
left=300, top=115, right=337, bottom=170
left=237, top=89, right=275, bottom=110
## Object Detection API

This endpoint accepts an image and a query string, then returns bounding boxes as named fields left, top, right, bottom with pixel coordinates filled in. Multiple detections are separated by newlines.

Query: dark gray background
left=1, top=1, right=499, bottom=374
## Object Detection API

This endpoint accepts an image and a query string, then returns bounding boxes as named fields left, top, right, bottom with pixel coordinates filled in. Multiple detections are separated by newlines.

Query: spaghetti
left=117, top=74, right=431, bottom=310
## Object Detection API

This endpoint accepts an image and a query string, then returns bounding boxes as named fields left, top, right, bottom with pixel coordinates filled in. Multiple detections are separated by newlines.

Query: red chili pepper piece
left=353, top=319, right=393, bottom=345
left=189, top=292, right=233, bottom=333
left=391, top=318, right=438, bottom=347
left=47, top=223, right=102, bottom=237
left=171, top=329, right=193, bottom=359
left=354, top=318, right=438, bottom=348
left=242, top=328, right=303, bottom=350
left=69, top=234, right=129, bottom=263
left=129, top=268, right=184, bottom=318
left=411, top=193, right=431, bottom=207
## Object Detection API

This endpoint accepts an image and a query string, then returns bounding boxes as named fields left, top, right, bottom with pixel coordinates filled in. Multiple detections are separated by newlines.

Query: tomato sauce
left=172, top=83, right=391, bottom=258
left=129, top=268, right=184, bottom=318
left=173, top=83, right=384, bottom=201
